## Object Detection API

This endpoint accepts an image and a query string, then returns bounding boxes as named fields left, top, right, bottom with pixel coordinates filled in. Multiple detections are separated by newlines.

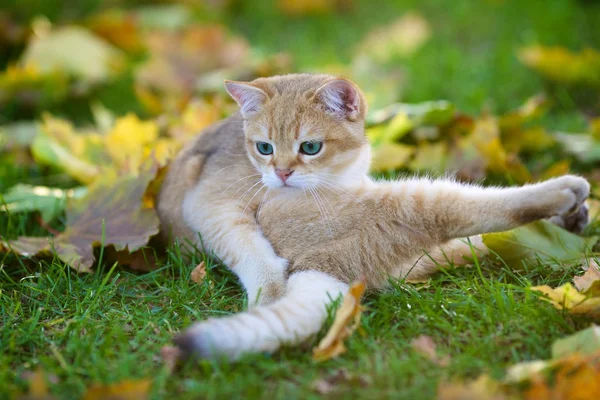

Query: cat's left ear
left=314, top=79, right=364, bottom=121
left=224, top=81, right=268, bottom=118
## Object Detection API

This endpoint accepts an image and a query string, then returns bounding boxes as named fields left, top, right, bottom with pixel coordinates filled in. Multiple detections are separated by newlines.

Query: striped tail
left=174, top=270, right=349, bottom=361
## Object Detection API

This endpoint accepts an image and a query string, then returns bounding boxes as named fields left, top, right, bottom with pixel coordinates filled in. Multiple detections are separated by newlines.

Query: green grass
left=2, top=0, right=600, bottom=398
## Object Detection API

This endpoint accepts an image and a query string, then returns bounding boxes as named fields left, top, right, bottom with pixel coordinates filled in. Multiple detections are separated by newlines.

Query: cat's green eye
left=256, top=142, right=274, bottom=155
left=300, top=141, right=322, bottom=155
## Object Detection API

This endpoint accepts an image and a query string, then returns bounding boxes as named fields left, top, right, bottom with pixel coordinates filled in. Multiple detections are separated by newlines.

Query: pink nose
left=275, top=168, right=294, bottom=183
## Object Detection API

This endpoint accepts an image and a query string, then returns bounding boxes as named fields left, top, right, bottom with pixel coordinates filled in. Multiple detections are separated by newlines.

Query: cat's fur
left=157, top=74, right=589, bottom=361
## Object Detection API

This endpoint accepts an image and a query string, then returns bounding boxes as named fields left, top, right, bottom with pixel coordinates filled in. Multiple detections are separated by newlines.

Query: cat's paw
left=539, top=175, right=590, bottom=217
left=247, top=257, right=288, bottom=308
left=548, top=202, right=589, bottom=234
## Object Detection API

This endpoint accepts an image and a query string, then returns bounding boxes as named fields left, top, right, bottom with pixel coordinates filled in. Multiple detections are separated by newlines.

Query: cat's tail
left=173, top=270, right=349, bottom=361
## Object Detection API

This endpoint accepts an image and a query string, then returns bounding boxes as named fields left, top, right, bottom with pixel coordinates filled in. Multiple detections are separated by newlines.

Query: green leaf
left=552, top=325, right=600, bottom=359
left=482, top=220, right=598, bottom=269
left=555, top=132, right=600, bottom=164
left=367, top=100, right=455, bottom=127
left=0, top=184, right=87, bottom=222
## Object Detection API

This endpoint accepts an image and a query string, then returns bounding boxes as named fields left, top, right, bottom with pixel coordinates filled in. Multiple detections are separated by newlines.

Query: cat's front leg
left=449, top=175, right=589, bottom=239
left=183, top=188, right=287, bottom=307
left=394, top=175, right=590, bottom=242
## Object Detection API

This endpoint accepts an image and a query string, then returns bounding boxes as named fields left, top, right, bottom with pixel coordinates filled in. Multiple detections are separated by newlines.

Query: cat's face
left=226, top=75, right=370, bottom=190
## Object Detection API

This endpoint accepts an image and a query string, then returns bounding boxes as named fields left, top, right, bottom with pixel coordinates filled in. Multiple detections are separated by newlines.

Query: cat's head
left=225, top=74, right=370, bottom=190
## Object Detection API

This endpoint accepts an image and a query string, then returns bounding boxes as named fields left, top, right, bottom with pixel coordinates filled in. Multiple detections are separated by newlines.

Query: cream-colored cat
left=157, top=74, right=589, bottom=361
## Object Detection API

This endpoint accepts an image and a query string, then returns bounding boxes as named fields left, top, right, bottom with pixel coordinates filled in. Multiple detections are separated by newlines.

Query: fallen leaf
left=21, top=26, right=125, bottom=83
left=311, top=368, right=370, bottom=394
left=518, top=46, right=600, bottom=86
left=369, top=142, right=415, bottom=172
left=482, top=220, right=597, bottom=270
left=1, top=162, right=160, bottom=272
left=357, top=12, right=431, bottom=62
left=190, top=261, right=206, bottom=283
left=0, top=184, right=86, bottom=222
left=532, top=283, right=600, bottom=317
left=573, top=260, right=600, bottom=294
left=555, top=132, right=600, bottom=164
left=410, top=334, right=450, bottom=367
left=552, top=325, right=600, bottom=360
left=438, top=375, right=507, bottom=400
left=87, top=10, right=143, bottom=53
left=82, top=379, right=151, bottom=400
left=278, top=0, right=347, bottom=16
left=313, top=280, right=365, bottom=361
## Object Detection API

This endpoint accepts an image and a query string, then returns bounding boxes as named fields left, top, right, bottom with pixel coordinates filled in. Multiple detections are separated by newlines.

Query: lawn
left=1, top=0, right=600, bottom=398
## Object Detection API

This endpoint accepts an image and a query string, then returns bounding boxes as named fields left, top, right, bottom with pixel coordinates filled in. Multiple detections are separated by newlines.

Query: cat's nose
left=275, top=168, right=294, bottom=183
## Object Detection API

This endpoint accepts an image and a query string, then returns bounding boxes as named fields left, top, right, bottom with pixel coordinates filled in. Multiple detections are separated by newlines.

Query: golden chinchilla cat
left=157, top=74, right=590, bottom=361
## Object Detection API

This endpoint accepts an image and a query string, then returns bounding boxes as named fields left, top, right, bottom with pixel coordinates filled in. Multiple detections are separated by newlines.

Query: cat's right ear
left=224, top=81, right=268, bottom=118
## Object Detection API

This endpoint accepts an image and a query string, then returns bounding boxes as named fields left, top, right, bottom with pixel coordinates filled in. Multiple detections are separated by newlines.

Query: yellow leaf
left=408, top=142, right=447, bottom=172
left=313, top=281, right=365, bottom=361
left=539, top=160, right=571, bottom=180
left=438, top=375, right=508, bottom=400
left=370, top=143, right=415, bottom=172
left=83, top=379, right=151, bottom=400
left=190, top=261, right=206, bottom=283
left=278, top=0, right=341, bottom=16
left=106, top=114, right=160, bottom=173
left=357, top=12, right=431, bottom=62
left=532, top=283, right=600, bottom=316
left=518, top=46, right=600, bottom=86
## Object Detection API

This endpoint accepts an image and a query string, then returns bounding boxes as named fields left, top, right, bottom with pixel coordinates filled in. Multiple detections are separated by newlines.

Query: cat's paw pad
left=548, top=202, right=590, bottom=234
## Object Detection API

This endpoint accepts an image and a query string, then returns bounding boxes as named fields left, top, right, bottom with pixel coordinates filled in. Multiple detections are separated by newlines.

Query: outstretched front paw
left=247, top=257, right=288, bottom=308
left=543, top=175, right=590, bottom=233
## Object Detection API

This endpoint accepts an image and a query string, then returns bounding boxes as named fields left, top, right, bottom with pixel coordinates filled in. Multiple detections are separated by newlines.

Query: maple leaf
left=1, top=162, right=160, bottom=272
left=312, top=280, right=365, bottom=361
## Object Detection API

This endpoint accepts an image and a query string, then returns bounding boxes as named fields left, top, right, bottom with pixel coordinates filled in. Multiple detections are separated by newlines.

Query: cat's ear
left=224, top=81, right=268, bottom=118
left=314, top=79, right=363, bottom=121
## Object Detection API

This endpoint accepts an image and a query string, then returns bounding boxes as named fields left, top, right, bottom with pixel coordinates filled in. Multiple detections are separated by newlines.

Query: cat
left=157, top=73, right=590, bottom=361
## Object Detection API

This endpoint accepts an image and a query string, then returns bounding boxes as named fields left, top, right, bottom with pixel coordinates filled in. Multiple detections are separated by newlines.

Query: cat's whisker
left=213, top=164, right=254, bottom=177
left=308, top=187, right=334, bottom=237
left=239, top=184, right=266, bottom=224
left=314, top=186, right=337, bottom=235
left=256, top=188, right=271, bottom=222
left=220, top=174, right=262, bottom=196
left=234, top=179, right=264, bottom=204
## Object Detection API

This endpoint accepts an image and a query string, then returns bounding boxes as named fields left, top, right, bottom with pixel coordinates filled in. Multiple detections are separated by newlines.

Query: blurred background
left=1, top=0, right=600, bottom=210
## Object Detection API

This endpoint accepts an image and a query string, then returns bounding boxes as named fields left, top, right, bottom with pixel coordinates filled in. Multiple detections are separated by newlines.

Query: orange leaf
left=190, top=261, right=206, bottom=283
left=312, top=280, right=365, bottom=361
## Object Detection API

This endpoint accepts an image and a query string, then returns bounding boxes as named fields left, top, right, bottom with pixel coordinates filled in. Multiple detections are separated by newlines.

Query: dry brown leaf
left=312, top=280, right=365, bottom=361
left=83, top=379, right=151, bottom=400
left=574, top=260, right=600, bottom=294
left=190, top=261, right=206, bottom=283
left=2, top=162, right=160, bottom=272
left=410, top=334, right=450, bottom=367
left=311, top=368, right=370, bottom=394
